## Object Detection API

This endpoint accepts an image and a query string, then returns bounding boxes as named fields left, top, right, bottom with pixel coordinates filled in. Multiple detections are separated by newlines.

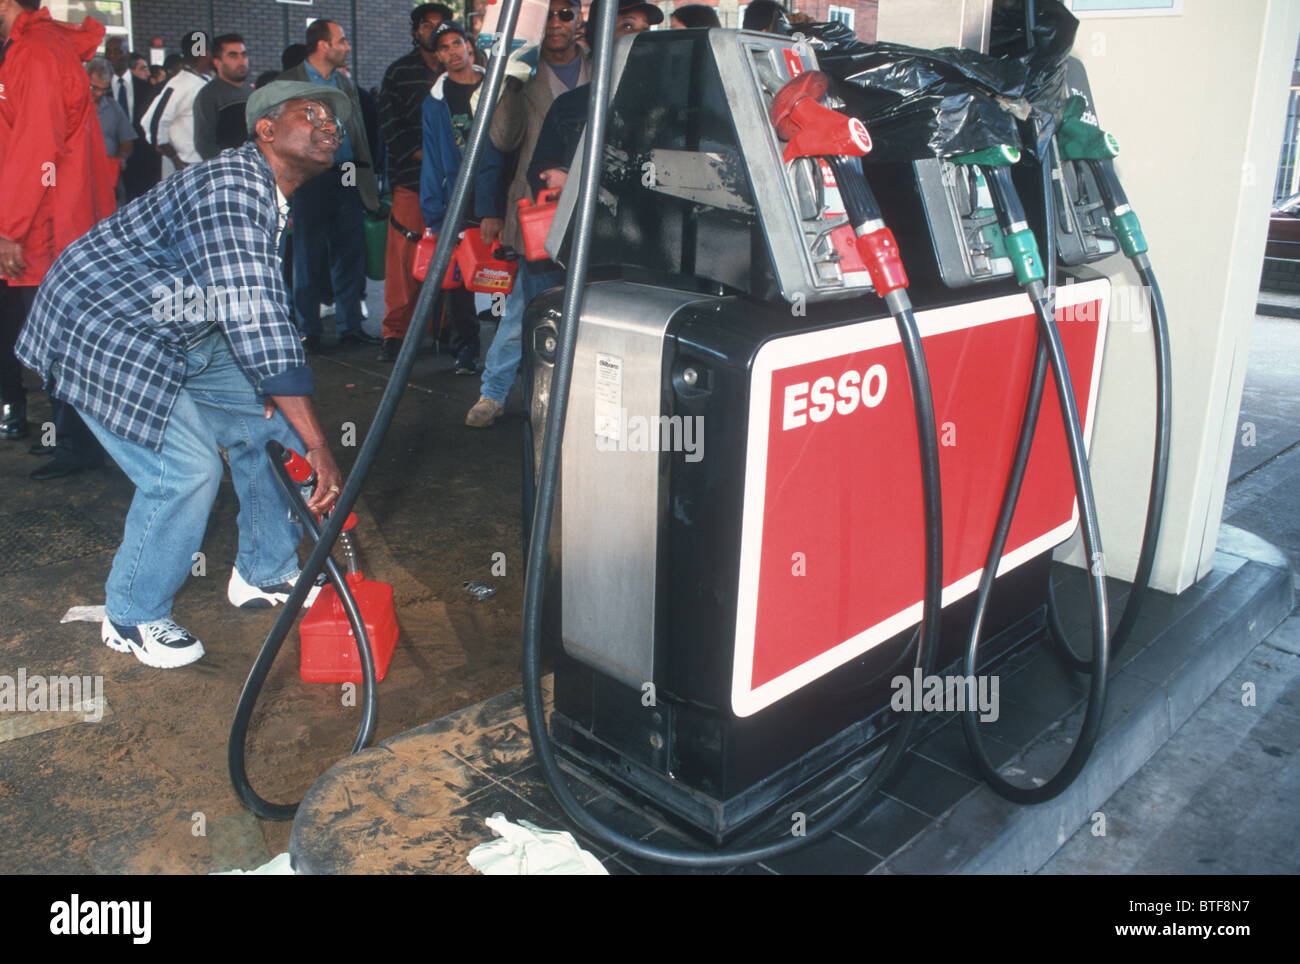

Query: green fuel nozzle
left=977, top=161, right=1045, bottom=285
left=1057, top=96, right=1120, bottom=163
left=1087, top=157, right=1147, bottom=257
left=951, top=144, right=1022, bottom=168
left=1055, top=96, right=1147, bottom=257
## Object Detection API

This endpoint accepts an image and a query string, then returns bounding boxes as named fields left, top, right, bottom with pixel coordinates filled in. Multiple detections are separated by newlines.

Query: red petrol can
left=455, top=227, right=518, bottom=294
left=299, top=572, right=399, bottom=684
left=411, top=229, right=463, bottom=288
left=517, top=189, right=560, bottom=262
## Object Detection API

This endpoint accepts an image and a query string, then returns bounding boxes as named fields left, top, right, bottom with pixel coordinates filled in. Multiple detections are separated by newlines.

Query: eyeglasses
left=89, top=82, right=112, bottom=93
left=546, top=8, right=577, bottom=21
left=288, top=104, right=346, bottom=138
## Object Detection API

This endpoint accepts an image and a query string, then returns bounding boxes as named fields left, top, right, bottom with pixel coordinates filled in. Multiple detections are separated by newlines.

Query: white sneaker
left=102, top=617, right=205, bottom=669
left=227, top=567, right=323, bottom=610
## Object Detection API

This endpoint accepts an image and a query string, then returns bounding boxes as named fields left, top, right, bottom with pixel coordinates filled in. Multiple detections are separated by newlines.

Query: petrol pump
left=229, top=0, right=1170, bottom=870
left=519, top=25, right=1118, bottom=847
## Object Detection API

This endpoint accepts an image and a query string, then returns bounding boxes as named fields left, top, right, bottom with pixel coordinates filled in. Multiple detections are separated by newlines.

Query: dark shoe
left=455, top=347, right=479, bottom=375
left=303, top=334, right=324, bottom=355
left=30, top=457, right=101, bottom=481
left=27, top=443, right=55, bottom=456
left=377, top=337, right=401, bottom=363
left=0, top=403, right=27, bottom=441
left=338, top=330, right=381, bottom=347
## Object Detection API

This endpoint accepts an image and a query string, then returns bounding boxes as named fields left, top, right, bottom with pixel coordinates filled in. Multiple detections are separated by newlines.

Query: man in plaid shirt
left=17, top=81, right=349, bottom=669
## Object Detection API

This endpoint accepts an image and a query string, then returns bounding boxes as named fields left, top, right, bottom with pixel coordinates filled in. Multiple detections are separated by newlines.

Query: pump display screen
left=730, top=279, right=1110, bottom=716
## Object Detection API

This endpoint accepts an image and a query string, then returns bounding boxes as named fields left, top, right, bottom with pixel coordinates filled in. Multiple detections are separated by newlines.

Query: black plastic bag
left=778, top=1, right=1078, bottom=162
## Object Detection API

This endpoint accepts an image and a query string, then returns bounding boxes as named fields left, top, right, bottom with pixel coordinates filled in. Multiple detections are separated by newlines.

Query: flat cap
left=245, top=80, right=350, bottom=132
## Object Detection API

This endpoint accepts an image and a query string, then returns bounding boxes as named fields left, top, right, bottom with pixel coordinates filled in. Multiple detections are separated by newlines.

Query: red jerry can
left=411, top=229, right=463, bottom=288
left=456, top=226, right=518, bottom=294
left=299, top=571, right=400, bottom=684
left=517, top=188, right=560, bottom=262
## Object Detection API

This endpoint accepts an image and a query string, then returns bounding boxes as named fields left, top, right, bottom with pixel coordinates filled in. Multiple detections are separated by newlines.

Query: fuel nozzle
left=275, top=442, right=362, bottom=575
left=953, top=145, right=1045, bottom=286
left=769, top=71, right=907, bottom=295
left=769, top=71, right=872, bottom=163
left=1055, top=96, right=1147, bottom=257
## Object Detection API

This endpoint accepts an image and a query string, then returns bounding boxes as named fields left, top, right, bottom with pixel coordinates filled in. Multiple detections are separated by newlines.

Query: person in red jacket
left=0, top=0, right=116, bottom=467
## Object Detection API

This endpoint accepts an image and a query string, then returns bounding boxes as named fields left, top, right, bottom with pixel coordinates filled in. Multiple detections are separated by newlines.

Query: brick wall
left=736, top=0, right=878, bottom=40
left=127, top=0, right=423, bottom=93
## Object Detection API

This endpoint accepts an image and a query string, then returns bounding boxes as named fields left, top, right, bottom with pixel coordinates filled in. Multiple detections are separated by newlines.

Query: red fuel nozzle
left=856, top=227, right=909, bottom=295
left=281, top=444, right=358, bottom=528
left=281, top=445, right=314, bottom=486
left=769, top=71, right=872, bottom=163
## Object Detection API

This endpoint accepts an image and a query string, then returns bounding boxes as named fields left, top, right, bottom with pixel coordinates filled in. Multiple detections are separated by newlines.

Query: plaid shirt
left=16, top=143, right=311, bottom=452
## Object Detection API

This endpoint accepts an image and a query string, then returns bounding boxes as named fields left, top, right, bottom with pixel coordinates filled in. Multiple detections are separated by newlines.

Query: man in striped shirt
left=376, top=2, right=453, bottom=362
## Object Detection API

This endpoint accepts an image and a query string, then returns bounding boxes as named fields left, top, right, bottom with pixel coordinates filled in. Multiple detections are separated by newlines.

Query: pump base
left=551, top=558, right=1051, bottom=845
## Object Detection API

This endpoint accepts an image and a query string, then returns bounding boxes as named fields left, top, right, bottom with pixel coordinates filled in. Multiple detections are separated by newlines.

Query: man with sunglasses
left=16, top=83, right=350, bottom=669
left=465, top=0, right=589, bottom=428
left=527, top=0, right=661, bottom=198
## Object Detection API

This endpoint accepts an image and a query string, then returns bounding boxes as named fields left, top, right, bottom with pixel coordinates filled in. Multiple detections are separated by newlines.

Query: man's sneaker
left=465, top=397, right=505, bottom=428
left=228, top=567, right=323, bottom=610
left=102, top=617, right=205, bottom=669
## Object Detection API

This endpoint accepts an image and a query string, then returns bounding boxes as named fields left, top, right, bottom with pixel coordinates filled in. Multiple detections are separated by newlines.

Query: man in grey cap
left=16, top=82, right=351, bottom=669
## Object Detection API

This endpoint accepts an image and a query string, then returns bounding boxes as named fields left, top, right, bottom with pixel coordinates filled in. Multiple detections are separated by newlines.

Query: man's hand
left=266, top=395, right=343, bottom=514
left=538, top=169, right=568, bottom=193
left=303, top=443, right=343, bottom=514
left=0, top=238, right=25, bottom=280
left=479, top=217, right=503, bottom=245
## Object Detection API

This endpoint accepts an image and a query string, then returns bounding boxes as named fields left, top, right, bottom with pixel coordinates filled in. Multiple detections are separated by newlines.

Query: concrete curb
left=883, top=527, right=1294, bottom=875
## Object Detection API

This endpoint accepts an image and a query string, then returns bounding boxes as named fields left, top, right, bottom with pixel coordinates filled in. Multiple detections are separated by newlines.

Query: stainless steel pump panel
left=546, top=30, right=877, bottom=305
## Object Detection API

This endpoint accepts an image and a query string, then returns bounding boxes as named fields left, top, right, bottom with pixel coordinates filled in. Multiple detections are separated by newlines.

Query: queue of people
left=0, top=0, right=768, bottom=668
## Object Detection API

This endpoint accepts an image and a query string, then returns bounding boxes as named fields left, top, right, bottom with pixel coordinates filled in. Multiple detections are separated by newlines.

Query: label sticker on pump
left=730, top=279, right=1111, bottom=717
left=782, top=47, right=805, bottom=77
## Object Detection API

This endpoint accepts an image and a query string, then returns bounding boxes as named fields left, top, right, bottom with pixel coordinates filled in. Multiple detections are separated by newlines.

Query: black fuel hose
left=227, top=442, right=379, bottom=820
left=227, top=0, right=528, bottom=820
left=1047, top=158, right=1171, bottom=669
left=958, top=162, right=1110, bottom=803
left=516, top=11, right=947, bottom=866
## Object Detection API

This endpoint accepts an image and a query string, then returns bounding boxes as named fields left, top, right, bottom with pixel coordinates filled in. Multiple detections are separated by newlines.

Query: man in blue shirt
left=278, top=19, right=380, bottom=353
left=16, top=82, right=349, bottom=669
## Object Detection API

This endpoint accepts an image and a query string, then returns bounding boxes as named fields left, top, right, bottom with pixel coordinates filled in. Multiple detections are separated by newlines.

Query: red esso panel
left=730, top=280, right=1111, bottom=717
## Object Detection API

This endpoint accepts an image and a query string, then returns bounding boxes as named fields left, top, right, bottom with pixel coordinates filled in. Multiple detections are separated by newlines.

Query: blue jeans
left=291, top=173, right=366, bottom=339
left=80, top=331, right=305, bottom=625
left=480, top=260, right=563, bottom=404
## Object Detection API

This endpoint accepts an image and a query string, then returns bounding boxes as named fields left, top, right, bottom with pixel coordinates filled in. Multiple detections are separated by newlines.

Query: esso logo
left=849, top=117, right=872, bottom=154
left=782, top=364, right=887, bottom=431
